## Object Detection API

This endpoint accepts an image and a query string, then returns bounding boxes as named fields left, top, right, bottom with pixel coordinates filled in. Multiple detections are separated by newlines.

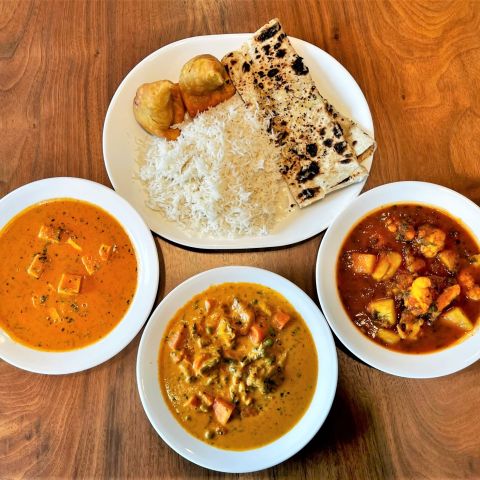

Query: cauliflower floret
left=404, top=277, right=433, bottom=315
left=416, top=225, right=446, bottom=258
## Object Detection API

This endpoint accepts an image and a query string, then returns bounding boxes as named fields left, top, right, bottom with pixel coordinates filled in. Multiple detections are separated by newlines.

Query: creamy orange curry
left=158, top=282, right=318, bottom=450
left=0, top=199, right=137, bottom=351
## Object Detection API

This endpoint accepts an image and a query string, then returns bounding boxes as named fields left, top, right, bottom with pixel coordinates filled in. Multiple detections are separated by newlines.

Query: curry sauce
left=158, top=282, right=317, bottom=450
left=0, top=199, right=137, bottom=351
left=337, top=204, right=480, bottom=353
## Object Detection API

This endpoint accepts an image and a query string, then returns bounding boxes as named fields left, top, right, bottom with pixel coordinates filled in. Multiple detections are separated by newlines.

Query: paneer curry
left=0, top=199, right=137, bottom=351
left=158, top=282, right=317, bottom=450
left=337, top=204, right=480, bottom=353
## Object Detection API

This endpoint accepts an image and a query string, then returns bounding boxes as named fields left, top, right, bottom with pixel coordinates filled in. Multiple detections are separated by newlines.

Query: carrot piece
left=212, top=398, right=235, bottom=425
left=167, top=325, right=187, bottom=351
left=272, top=310, right=291, bottom=330
left=184, top=395, right=200, bottom=408
left=249, top=321, right=268, bottom=345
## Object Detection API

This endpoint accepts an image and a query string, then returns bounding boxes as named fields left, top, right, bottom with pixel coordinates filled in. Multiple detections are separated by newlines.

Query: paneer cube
left=98, top=244, right=112, bottom=261
left=38, top=225, right=61, bottom=243
left=27, top=254, right=46, bottom=279
left=271, top=309, right=291, bottom=330
left=372, top=252, right=402, bottom=281
left=167, top=324, right=187, bottom=351
left=438, top=249, right=458, bottom=272
left=66, top=238, right=82, bottom=251
left=376, top=328, right=400, bottom=345
left=367, top=298, right=396, bottom=326
left=57, top=273, right=82, bottom=295
left=212, top=397, right=235, bottom=425
left=416, top=224, right=446, bottom=258
left=48, top=307, right=62, bottom=323
left=441, top=307, right=473, bottom=331
left=351, top=253, right=377, bottom=275
left=81, top=255, right=100, bottom=275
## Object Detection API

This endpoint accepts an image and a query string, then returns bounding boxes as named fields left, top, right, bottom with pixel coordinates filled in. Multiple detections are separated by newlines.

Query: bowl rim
left=136, top=266, right=338, bottom=473
left=0, top=177, right=159, bottom=374
left=316, top=180, right=480, bottom=378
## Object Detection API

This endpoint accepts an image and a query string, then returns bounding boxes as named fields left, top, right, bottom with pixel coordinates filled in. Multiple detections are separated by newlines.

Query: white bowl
left=316, top=181, right=480, bottom=378
left=0, top=177, right=159, bottom=374
left=137, top=266, right=338, bottom=473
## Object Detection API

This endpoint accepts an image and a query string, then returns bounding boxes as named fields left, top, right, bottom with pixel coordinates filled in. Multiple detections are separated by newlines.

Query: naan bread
left=223, top=18, right=375, bottom=207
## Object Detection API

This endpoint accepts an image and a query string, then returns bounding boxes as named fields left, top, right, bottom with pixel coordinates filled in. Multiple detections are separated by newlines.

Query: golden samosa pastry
left=133, top=80, right=185, bottom=140
left=179, top=54, right=235, bottom=117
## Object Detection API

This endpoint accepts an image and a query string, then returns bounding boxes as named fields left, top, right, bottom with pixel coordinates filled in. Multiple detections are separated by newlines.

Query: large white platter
left=103, top=34, right=374, bottom=249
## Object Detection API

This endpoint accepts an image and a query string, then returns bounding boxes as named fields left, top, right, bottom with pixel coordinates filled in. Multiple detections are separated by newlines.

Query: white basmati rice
left=137, top=95, right=292, bottom=238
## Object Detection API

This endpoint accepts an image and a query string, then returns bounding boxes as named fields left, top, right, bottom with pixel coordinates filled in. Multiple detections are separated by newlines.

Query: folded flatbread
left=222, top=18, right=375, bottom=207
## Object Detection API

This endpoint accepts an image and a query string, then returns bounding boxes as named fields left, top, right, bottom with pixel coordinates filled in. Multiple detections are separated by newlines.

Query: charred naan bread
left=222, top=18, right=375, bottom=207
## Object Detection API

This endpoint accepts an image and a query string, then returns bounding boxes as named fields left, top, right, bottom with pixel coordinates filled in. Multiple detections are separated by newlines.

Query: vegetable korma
left=0, top=199, right=137, bottom=351
left=159, top=282, right=318, bottom=450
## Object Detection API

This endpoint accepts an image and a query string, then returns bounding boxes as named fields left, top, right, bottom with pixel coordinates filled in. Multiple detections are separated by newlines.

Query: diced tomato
left=249, top=320, right=268, bottom=345
left=212, top=398, right=235, bottom=425
left=272, top=310, right=291, bottom=330
left=167, top=325, right=187, bottom=351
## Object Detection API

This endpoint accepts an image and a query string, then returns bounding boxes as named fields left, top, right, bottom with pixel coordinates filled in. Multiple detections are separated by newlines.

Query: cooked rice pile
left=137, top=95, right=290, bottom=238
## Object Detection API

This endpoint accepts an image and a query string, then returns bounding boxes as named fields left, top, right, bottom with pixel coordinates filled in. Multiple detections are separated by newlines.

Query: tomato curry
left=337, top=204, right=480, bottom=353
left=0, top=199, right=137, bottom=351
left=158, top=282, right=318, bottom=450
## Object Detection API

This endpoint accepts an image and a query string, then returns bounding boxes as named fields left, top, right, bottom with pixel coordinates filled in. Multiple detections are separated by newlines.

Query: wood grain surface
left=1, top=0, right=480, bottom=478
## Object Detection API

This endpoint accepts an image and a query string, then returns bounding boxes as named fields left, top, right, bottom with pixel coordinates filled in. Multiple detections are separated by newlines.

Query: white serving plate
left=137, top=266, right=338, bottom=473
left=316, top=181, right=480, bottom=378
left=103, top=33, right=374, bottom=249
left=0, top=177, right=159, bottom=374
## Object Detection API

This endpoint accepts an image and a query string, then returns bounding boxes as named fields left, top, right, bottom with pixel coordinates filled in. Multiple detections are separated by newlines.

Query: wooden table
left=1, top=1, right=480, bottom=478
